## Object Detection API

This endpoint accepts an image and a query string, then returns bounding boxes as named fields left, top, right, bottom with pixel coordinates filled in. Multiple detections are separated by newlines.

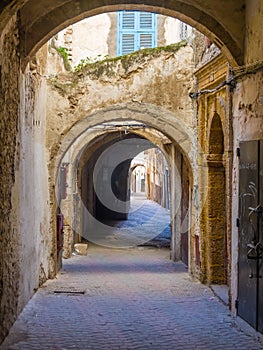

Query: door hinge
left=235, top=299, right=238, bottom=310
left=236, top=218, right=240, bottom=227
left=237, top=147, right=240, bottom=157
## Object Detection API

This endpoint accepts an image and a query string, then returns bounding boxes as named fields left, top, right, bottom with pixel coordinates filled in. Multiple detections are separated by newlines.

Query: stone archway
left=53, top=107, right=197, bottom=265
left=51, top=102, right=197, bottom=176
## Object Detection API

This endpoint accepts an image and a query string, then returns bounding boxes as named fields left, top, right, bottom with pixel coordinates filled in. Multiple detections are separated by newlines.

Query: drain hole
left=52, top=288, right=85, bottom=295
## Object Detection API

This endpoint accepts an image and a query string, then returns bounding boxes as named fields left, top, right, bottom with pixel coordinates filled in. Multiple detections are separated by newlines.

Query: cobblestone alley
left=1, top=243, right=263, bottom=350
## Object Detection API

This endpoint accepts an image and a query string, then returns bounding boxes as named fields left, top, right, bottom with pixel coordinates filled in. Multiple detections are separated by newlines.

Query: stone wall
left=46, top=42, right=198, bottom=265
left=0, top=14, right=21, bottom=343
left=0, top=18, right=53, bottom=344
left=46, top=42, right=195, bottom=155
left=195, top=54, right=232, bottom=285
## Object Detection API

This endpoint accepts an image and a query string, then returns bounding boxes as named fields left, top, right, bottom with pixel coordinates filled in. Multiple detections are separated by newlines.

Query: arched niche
left=205, top=112, right=227, bottom=285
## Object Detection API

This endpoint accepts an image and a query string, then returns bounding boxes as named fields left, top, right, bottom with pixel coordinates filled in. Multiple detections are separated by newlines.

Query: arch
left=51, top=102, right=198, bottom=182
left=130, top=163, right=146, bottom=173
left=0, top=1, right=245, bottom=66
left=53, top=104, right=201, bottom=260
left=60, top=129, right=173, bottom=250
left=130, top=163, right=147, bottom=194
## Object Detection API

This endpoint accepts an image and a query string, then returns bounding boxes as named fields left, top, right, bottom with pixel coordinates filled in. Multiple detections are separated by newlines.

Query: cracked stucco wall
left=46, top=43, right=195, bottom=156
left=0, top=18, right=52, bottom=344
left=0, top=15, right=21, bottom=343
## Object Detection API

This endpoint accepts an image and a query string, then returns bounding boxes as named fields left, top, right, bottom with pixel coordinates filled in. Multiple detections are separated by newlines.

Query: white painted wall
left=164, top=18, right=192, bottom=44
left=71, top=15, right=111, bottom=66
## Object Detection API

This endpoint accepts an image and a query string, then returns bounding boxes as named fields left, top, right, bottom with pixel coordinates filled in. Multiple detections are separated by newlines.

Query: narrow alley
left=1, top=196, right=263, bottom=350
left=1, top=1, right=263, bottom=346
left=98, top=194, right=171, bottom=248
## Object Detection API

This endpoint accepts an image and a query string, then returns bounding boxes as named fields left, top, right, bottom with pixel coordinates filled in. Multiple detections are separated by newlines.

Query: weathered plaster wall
left=145, top=148, right=169, bottom=208
left=54, top=13, right=191, bottom=70
left=245, top=0, right=263, bottom=65
left=59, top=123, right=179, bottom=258
left=0, top=14, right=21, bottom=344
left=56, top=14, right=112, bottom=67
left=46, top=43, right=195, bottom=154
left=0, top=21, right=52, bottom=344
left=0, top=0, right=262, bottom=343
left=11, top=0, right=245, bottom=66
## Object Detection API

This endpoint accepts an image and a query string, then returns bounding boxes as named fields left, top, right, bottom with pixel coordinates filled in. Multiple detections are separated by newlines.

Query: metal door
left=238, top=140, right=263, bottom=333
left=259, top=140, right=263, bottom=333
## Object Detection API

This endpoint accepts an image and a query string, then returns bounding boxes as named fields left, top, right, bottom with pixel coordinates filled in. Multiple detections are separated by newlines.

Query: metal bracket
left=247, top=242, right=263, bottom=259
left=248, top=205, right=263, bottom=219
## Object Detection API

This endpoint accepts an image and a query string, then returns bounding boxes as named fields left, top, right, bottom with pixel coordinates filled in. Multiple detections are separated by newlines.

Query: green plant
left=56, top=46, right=72, bottom=71
left=74, top=54, right=110, bottom=72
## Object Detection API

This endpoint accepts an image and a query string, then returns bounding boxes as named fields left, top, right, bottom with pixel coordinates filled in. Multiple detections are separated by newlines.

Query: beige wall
left=0, top=19, right=53, bottom=343
left=245, top=0, right=263, bottom=65
left=0, top=15, right=21, bottom=343
left=54, top=12, right=192, bottom=69
left=46, top=42, right=200, bottom=264
left=46, top=44, right=195, bottom=151
left=56, top=14, right=112, bottom=67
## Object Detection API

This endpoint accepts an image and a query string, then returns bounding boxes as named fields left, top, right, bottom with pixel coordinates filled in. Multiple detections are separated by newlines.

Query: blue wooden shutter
left=122, top=11, right=135, bottom=29
left=118, top=12, right=136, bottom=55
left=117, top=11, right=157, bottom=56
left=138, top=12, right=156, bottom=49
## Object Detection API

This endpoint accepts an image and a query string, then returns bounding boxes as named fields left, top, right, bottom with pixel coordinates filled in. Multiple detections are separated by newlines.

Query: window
left=117, top=11, right=157, bottom=56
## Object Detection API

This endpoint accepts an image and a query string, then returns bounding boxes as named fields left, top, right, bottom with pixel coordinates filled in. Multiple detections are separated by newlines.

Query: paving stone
left=1, top=244, right=263, bottom=349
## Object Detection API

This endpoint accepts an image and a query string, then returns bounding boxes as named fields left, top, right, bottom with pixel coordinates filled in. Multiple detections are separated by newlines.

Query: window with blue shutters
left=117, top=11, right=157, bottom=56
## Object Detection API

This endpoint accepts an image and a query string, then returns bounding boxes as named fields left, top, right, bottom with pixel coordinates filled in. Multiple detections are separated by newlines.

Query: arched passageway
left=79, top=132, right=171, bottom=248
left=130, top=163, right=147, bottom=195
left=57, top=119, right=193, bottom=264
left=1, top=0, right=263, bottom=344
